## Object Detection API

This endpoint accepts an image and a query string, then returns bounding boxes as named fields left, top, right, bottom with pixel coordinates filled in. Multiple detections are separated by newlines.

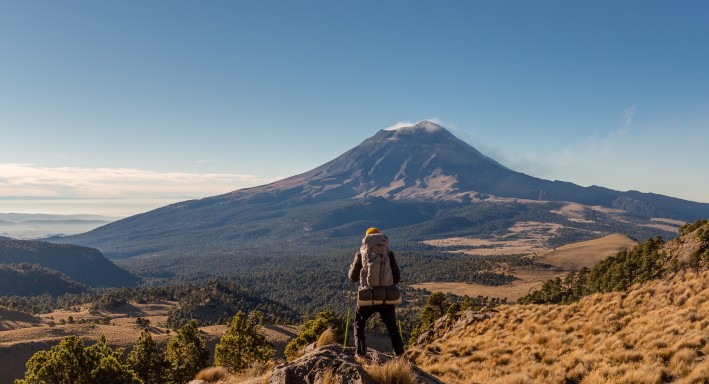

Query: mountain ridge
left=0, top=237, right=138, bottom=288
left=56, top=122, right=709, bottom=260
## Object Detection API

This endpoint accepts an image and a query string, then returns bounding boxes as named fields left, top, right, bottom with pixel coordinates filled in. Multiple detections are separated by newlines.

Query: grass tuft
left=363, top=357, right=417, bottom=384
left=316, top=327, right=337, bottom=347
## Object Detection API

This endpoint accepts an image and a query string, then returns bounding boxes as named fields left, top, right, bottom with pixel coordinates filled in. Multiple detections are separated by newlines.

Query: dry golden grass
left=411, top=268, right=563, bottom=301
left=535, top=233, right=637, bottom=270
left=316, top=327, right=337, bottom=347
left=363, top=357, right=417, bottom=384
left=409, top=270, right=709, bottom=384
left=0, top=307, right=41, bottom=331
left=221, top=360, right=275, bottom=384
left=195, top=366, right=233, bottom=382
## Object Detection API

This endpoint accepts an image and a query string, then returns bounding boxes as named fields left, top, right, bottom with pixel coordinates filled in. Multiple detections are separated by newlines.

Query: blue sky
left=1, top=1, right=708, bottom=216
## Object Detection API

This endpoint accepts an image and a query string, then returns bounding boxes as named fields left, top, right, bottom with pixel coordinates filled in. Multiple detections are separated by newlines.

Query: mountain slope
left=411, top=270, right=708, bottom=383
left=221, top=121, right=709, bottom=217
left=0, top=237, right=138, bottom=287
left=409, top=221, right=709, bottom=383
left=57, top=121, right=709, bottom=260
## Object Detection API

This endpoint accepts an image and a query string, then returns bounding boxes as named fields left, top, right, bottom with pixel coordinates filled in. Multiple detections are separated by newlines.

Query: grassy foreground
left=409, top=268, right=708, bottom=383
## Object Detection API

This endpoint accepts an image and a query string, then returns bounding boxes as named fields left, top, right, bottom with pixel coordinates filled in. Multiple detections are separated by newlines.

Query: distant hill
left=0, top=263, right=87, bottom=296
left=0, top=213, right=115, bottom=239
left=535, top=233, right=639, bottom=270
left=56, top=121, right=709, bottom=262
left=0, top=237, right=138, bottom=288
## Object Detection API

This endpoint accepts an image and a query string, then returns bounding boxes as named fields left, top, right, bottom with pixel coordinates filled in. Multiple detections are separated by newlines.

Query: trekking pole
left=343, top=282, right=355, bottom=348
left=397, top=305, right=404, bottom=343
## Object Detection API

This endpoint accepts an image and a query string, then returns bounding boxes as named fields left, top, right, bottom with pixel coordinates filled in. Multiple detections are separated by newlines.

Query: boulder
left=268, top=344, right=444, bottom=384
left=269, top=344, right=374, bottom=384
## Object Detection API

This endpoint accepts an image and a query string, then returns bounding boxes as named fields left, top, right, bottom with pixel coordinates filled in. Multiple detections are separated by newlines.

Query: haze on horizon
left=1, top=1, right=708, bottom=218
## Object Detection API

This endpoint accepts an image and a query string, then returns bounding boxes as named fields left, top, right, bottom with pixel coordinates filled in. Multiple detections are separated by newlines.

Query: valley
left=412, top=232, right=638, bottom=301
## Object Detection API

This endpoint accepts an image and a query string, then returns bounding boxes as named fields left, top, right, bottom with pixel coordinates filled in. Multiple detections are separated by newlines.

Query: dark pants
left=354, top=304, right=405, bottom=356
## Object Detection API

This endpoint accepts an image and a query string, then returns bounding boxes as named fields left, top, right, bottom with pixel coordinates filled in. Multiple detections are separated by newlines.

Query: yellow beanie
left=365, top=227, right=381, bottom=236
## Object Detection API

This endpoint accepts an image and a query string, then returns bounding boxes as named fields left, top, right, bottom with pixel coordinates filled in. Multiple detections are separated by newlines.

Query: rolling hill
left=0, top=237, right=138, bottom=289
left=0, top=263, right=88, bottom=296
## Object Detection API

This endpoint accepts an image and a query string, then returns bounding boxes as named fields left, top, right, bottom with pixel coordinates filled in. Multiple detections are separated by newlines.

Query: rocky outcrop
left=662, top=220, right=709, bottom=268
left=412, top=311, right=494, bottom=348
left=189, top=344, right=444, bottom=384
left=269, top=344, right=444, bottom=384
left=269, top=344, right=374, bottom=384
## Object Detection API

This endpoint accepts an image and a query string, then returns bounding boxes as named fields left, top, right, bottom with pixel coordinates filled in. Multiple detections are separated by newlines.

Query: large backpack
left=356, top=233, right=401, bottom=305
left=359, top=233, right=394, bottom=287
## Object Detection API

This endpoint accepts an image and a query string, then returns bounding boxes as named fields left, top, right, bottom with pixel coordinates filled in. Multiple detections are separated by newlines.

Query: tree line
left=518, top=220, right=709, bottom=305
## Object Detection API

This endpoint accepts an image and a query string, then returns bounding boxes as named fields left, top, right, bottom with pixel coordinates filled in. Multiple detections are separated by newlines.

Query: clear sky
left=1, top=1, right=708, bottom=217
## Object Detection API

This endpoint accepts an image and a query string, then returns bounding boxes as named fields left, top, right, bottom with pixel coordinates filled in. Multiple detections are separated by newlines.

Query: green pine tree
left=16, top=335, right=140, bottom=384
left=164, top=320, right=209, bottom=383
left=88, top=355, right=142, bottom=384
left=214, top=311, right=275, bottom=373
left=128, top=330, right=167, bottom=384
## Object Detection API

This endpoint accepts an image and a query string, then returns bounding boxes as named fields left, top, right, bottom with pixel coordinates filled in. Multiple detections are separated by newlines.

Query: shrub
left=284, top=311, right=343, bottom=360
left=16, top=335, right=141, bottom=384
left=214, top=311, right=276, bottom=373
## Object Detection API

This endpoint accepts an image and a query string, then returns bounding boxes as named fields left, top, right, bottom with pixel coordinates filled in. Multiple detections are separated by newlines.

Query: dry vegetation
left=409, top=269, right=709, bottom=383
left=0, top=306, right=40, bottom=331
left=194, top=362, right=275, bottom=384
left=363, top=357, right=417, bottom=384
left=534, top=233, right=637, bottom=270
left=413, top=234, right=637, bottom=301
left=411, top=268, right=562, bottom=301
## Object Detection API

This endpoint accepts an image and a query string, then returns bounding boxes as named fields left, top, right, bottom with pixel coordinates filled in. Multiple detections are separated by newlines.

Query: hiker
left=348, top=227, right=405, bottom=357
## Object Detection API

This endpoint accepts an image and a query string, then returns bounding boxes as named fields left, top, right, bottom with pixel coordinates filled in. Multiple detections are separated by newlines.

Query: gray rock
left=268, top=344, right=445, bottom=384
left=269, top=344, right=375, bottom=384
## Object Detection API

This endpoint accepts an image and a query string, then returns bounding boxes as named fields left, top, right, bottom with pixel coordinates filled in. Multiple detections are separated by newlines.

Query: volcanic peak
left=385, top=120, right=445, bottom=133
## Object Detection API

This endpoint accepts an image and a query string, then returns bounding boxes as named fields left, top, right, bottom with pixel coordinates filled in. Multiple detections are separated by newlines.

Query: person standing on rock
left=348, top=227, right=405, bottom=357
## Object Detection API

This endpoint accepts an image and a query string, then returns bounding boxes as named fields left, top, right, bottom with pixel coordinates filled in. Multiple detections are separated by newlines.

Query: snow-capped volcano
left=59, top=121, right=709, bottom=259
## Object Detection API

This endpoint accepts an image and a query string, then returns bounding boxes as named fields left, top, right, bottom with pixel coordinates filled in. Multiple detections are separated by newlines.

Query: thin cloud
left=484, top=106, right=639, bottom=181
left=0, top=163, right=276, bottom=199
left=384, top=121, right=417, bottom=131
